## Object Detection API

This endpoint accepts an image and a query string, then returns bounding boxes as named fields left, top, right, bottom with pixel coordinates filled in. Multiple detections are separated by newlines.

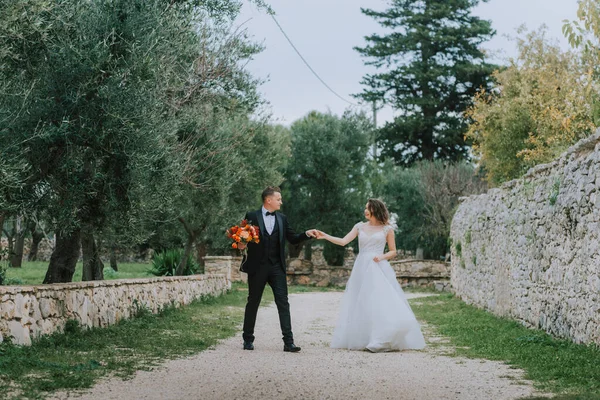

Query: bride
left=316, top=199, right=426, bottom=352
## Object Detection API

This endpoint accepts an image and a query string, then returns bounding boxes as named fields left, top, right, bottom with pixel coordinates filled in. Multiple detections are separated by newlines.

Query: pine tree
left=355, top=0, right=497, bottom=166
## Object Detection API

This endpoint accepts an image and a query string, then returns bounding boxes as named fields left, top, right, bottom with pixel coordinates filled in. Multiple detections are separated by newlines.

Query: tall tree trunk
left=0, top=213, right=4, bottom=269
left=176, top=217, right=197, bottom=276
left=196, top=241, right=207, bottom=268
left=11, top=235, right=25, bottom=267
left=4, top=220, right=15, bottom=264
left=176, top=233, right=196, bottom=276
left=0, top=213, right=5, bottom=239
left=110, top=246, right=118, bottom=271
left=9, top=216, right=26, bottom=267
left=43, top=229, right=81, bottom=284
left=81, top=227, right=104, bottom=281
left=28, top=229, right=45, bottom=261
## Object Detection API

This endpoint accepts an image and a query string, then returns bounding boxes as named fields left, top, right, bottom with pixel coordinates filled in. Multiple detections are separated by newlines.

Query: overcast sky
left=236, top=0, right=580, bottom=126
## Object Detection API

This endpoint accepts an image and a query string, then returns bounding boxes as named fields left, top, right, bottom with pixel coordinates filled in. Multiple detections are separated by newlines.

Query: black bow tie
left=266, top=211, right=276, bottom=216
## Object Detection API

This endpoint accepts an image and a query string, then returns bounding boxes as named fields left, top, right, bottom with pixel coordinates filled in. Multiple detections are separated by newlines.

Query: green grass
left=411, top=293, right=600, bottom=398
left=5, top=261, right=152, bottom=285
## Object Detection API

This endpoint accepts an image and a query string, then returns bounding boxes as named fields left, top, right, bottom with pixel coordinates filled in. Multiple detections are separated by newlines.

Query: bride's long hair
left=367, top=198, right=390, bottom=225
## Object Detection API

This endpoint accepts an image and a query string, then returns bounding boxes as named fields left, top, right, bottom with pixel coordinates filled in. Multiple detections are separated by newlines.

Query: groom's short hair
left=262, top=186, right=281, bottom=202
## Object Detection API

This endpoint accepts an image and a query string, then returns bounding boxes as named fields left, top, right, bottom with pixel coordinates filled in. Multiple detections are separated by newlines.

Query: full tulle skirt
left=330, top=252, right=426, bottom=352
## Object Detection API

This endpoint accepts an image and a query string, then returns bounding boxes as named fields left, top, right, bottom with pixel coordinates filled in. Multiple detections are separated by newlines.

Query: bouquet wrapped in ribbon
left=226, top=219, right=260, bottom=255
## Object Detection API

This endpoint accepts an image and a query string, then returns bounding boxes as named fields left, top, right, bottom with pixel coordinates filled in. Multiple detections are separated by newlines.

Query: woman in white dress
left=316, top=199, right=426, bottom=352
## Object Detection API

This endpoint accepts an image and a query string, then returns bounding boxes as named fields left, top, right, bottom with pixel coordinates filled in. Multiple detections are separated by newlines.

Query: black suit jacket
left=240, top=209, right=310, bottom=275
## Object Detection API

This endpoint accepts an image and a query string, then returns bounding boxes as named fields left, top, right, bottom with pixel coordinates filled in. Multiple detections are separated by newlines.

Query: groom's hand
left=306, top=229, right=318, bottom=238
left=237, top=242, right=247, bottom=250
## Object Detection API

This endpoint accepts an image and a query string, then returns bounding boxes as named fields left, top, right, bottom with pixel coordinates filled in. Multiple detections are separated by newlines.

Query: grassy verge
left=411, top=293, right=600, bottom=399
left=5, top=262, right=152, bottom=285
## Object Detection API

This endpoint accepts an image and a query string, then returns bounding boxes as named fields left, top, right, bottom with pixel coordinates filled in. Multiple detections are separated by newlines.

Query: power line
left=269, top=13, right=357, bottom=106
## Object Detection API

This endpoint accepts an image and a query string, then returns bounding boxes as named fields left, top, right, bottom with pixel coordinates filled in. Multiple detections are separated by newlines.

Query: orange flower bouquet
left=226, top=219, right=260, bottom=255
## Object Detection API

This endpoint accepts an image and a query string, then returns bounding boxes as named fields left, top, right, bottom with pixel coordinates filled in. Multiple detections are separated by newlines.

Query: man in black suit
left=237, top=186, right=317, bottom=352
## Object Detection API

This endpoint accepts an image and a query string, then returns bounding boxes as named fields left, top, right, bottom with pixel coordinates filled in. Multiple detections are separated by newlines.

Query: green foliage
left=375, top=161, right=486, bottom=259
left=0, top=0, right=286, bottom=278
left=375, top=162, right=425, bottom=253
left=455, top=241, right=462, bottom=257
left=0, top=248, right=16, bottom=285
left=467, top=27, right=597, bottom=184
left=283, top=111, right=371, bottom=265
left=563, top=0, right=600, bottom=78
left=355, top=0, right=497, bottom=166
left=549, top=178, right=561, bottom=206
left=180, top=117, right=290, bottom=256
left=0, top=0, right=187, bottom=233
left=63, top=320, right=81, bottom=335
left=465, top=230, right=472, bottom=245
left=149, top=249, right=200, bottom=277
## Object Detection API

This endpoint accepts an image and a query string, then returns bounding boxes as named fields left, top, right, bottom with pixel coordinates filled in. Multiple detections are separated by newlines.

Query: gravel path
left=54, top=292, right=547, bottom=400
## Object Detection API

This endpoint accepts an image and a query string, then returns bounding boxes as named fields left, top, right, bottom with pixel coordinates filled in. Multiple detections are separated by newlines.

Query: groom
left=238, top=186, right=317, bottom=352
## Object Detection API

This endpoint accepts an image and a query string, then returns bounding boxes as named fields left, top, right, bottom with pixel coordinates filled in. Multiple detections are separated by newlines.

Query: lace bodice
left=355, top=222, right=393, bottom=254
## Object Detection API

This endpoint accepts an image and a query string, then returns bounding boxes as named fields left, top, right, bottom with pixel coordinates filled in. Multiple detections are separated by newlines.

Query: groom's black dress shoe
left=283, top=343, right=301, bottom=352
left=243, top=341, right=254, bottom=350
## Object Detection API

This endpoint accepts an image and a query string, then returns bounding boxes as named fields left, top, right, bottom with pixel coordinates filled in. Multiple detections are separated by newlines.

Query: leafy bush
left=0, top=248, right=8, bottom=285
left=466, top=26, right=597, bottom=184
left=1, top=277, right=24, bottom=286
left=149, top=249, right=200, bottom=276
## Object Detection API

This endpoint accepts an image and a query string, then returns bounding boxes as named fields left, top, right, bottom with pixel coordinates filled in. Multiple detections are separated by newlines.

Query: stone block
left=8, top=320, right=30, bottom=346
left=0, top=301, right=16, bottom=319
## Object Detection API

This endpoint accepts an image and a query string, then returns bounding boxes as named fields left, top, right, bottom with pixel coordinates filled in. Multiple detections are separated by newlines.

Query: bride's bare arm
left=318, top=226, right=358, bottom=247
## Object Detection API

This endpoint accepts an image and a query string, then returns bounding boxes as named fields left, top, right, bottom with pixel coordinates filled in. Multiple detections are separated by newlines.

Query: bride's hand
left=316, top=230, right=326, bottom=239
left=373, top=255, right=383, bottom=262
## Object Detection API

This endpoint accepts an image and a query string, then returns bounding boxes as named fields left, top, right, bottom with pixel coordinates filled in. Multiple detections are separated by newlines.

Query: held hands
left=306, top=229, right=319, bottom=238
left=315, top=230, right=326, bottom=239
left=239, top=228, right=319, bottom=248
left=306, top=229, right=327, bottom=239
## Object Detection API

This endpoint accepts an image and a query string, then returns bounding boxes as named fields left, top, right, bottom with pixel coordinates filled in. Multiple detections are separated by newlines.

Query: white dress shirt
left=262, top=206, right=276, bottom=235
left=261, top=207, right=312, bottom=238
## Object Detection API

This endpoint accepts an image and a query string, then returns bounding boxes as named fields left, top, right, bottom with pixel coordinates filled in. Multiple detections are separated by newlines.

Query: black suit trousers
left=242, top=262, right=293, bottom=345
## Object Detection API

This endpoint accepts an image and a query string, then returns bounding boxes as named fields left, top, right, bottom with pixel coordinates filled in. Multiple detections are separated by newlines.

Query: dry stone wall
left=0, top=274, right=229, bottom=345
left=450, top=131, right=600, bottom=345
left=222, top=245, right=450, bottom=290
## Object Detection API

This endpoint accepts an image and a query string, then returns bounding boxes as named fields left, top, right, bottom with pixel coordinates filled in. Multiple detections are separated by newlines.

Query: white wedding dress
left=330, top=222, right=426, bottom=352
